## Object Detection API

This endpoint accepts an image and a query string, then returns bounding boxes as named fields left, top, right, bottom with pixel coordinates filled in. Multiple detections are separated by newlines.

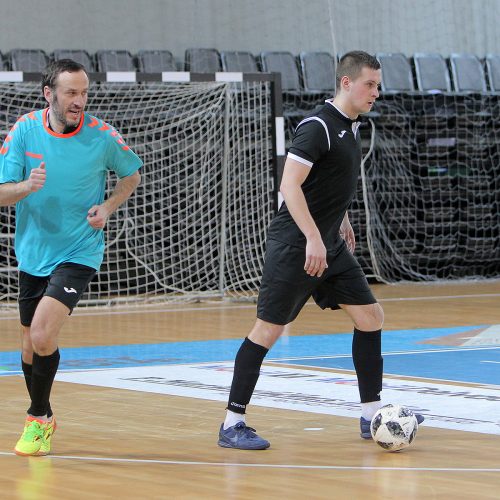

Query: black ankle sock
left=22, top=360, right=53, bottom=418
left=227, top=337, right=269, bottom=414
left=352, top=329, right=383, bottom=403
left=28, top=349, right=60, bottom=417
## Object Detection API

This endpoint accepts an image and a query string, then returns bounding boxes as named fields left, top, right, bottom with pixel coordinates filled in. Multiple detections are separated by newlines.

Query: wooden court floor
left=0, top=281, right=499, bottom=499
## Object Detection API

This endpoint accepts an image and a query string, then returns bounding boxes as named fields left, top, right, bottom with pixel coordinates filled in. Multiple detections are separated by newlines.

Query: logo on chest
left=338, top=130, right=347, bottom=138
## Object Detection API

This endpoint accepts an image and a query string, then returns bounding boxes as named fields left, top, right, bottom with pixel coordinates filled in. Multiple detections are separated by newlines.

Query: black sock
left=22, top=360, right=53, bottom=418
left=352, top=328, right=383, bottom=403
left=227, top=337, right=269, bottom=414
left=28, top=349, right=60, bottom=417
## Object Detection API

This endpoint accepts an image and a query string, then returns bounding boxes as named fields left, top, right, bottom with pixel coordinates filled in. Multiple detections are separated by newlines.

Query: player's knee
left=354, top=303, right=384, bottom=332
left=249, top=319, right=285, bottom=349
left=29, top=326, right=53, bottom=355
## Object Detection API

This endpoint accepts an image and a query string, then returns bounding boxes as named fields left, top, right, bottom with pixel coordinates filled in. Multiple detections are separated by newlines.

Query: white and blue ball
left=370, top=404, right=418, bottom=452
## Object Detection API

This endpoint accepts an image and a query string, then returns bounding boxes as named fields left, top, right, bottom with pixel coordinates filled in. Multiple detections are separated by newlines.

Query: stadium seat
left=260, top=51, right=300, bottom=91
left=52, top=49, right=94, bottom=71
left=95, top=50, right=136, bottom=71
left=413, top=53, right=451, bottom=92
left=449, top=53, right=487, bottom=92
left=299, top=52, right=336, bottom=92
left=9, top=49, right=49, bottom=71
left=94, top=50, right=137, bottom=94
left=185, top=48, right=221, bottom=72
left=260, top=51, right=310, bottom=149
left=137, top=50, right=177, bottom=72
left=220, top=51, right=258, bottom=72
left=376, top=52, right=415, bottom=92
left=485, top=54, right=500, bottom=92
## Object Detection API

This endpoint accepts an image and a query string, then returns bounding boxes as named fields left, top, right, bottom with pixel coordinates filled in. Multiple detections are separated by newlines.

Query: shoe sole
left=218, top=439, right=270, bottom=450
left=14, top=447, right=42, bottom=457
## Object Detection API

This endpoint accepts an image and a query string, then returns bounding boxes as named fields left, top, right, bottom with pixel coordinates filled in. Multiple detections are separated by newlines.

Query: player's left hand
left=340, top=219, right=356, bottom=253
left=87, top=204, right=110, bottom=229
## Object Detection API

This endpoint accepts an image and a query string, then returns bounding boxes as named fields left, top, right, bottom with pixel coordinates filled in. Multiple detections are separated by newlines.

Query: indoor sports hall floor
left=0, top=281, right=499, bottom=499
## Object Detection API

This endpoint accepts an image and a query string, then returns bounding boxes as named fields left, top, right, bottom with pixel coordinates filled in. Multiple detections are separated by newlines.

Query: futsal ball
left=370, top=404, right=418, bottom=452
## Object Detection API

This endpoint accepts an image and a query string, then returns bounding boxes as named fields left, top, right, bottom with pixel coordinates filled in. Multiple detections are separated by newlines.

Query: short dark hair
left=336, top=51, right=380, bottom=91
left=41, top=59, right=88, bottom=94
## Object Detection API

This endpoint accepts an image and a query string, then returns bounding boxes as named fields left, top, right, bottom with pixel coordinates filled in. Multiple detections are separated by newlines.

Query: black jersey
left=267, top=101, right=362, bottom=251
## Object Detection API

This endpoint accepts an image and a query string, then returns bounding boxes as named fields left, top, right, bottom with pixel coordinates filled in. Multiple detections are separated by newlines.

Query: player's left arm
left=87, top=125, right=143, bottom=229
left=87, top=171, right=141, bottom=229
left=339, top=211, right=355, bottom=253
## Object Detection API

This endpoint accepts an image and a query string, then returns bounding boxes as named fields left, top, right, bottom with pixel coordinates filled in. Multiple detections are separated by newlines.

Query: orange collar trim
left=42, top=108, right=84, bottom=138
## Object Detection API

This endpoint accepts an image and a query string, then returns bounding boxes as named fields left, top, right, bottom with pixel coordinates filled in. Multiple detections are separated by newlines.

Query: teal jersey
left=0, top=109, right=142, bottom=275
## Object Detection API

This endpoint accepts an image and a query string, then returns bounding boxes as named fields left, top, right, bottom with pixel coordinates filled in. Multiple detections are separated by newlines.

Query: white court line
left=267, top=346, right=500, bottom=362
left=1, top=292, right=499, bottom=320
left=0, top=451, right=498, bottom=472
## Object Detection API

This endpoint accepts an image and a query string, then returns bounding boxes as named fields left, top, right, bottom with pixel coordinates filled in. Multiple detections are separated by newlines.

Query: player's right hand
left=304, top=236, right=328, bottom=278
left=26, top=162, right=46, bottom=192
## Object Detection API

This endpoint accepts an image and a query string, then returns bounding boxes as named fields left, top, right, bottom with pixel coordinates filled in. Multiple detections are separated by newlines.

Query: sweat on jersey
left=266, top=101, right=362, bottom=251
left=0, top=108, right=143, bottom=276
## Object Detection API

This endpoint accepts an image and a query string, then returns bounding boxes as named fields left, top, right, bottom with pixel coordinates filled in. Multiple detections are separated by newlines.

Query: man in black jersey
left=217, top=51, right=422, bottom=450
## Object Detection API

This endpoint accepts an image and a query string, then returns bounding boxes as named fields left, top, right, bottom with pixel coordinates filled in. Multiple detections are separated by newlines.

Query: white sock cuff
left=361, top=401, right=382, bottom=420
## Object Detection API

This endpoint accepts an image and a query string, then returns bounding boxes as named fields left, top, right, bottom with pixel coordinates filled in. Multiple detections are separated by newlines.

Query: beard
left=51, top=95, right=80, bottom=133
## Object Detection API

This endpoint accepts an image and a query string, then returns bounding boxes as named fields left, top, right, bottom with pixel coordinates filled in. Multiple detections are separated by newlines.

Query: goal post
left=0, top=71, right=285, bottom=306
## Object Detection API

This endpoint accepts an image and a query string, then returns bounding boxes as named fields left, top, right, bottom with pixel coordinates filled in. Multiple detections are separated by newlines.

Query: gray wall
left=1, top=0, right=499, bottom=63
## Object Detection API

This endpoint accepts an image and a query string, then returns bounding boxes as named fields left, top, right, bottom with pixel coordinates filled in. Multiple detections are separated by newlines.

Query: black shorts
left=257, top=239, right=376, bottom=325
left=18, top=262, right=97, bottom=326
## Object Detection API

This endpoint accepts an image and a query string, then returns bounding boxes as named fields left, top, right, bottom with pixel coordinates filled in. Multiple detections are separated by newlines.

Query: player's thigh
left=257, top=240, right=320, bottom=325
left=30, top=296, right=72, bottom=342
left=18, top=271, right=49, bottom=327
left=30, top=262, right=96, bottom=345
left=312, top=243, right=378, bottom=315
left=45, top=262, right=96, bottom=314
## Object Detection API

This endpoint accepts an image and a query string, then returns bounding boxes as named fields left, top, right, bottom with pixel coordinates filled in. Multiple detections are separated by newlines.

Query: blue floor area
left=276, top=347, right=500, bottom=385
left=1, top=325, right=498, bottom=386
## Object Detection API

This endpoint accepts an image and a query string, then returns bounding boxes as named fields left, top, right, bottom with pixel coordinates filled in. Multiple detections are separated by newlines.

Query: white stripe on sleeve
left=295, top=116, right=331, bottom=151
left=287, top=152, right=313, bottom=167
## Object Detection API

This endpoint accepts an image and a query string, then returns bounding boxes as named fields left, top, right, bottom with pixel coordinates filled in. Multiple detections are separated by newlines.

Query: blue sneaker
left=360, top=413, right=424, bottom=439
left=218, top=422, right=270, bottom=450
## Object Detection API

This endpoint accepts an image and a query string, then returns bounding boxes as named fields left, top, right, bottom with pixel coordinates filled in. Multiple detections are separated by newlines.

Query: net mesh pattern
left=0, top=81, right=275, bottom=305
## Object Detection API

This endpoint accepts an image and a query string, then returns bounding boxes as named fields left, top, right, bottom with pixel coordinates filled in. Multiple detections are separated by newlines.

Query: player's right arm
left=0, top=162, right=46, bottom=206
left=281, top=118, right=330, bottom=278
left=0, top=119, right=46, bottom=206
left=280, top=157, right=327, bottom=277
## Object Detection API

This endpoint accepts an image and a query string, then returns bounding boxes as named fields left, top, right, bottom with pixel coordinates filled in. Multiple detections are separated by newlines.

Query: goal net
left=359, top=93, right=500, bottom=282
left=0, top=79, right=276, bottom=306
left=1, top=76, right=498, bottom=309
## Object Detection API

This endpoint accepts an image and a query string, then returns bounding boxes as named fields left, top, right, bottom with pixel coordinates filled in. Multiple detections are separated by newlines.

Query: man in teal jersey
left=0, top=59, right=142, bottom=456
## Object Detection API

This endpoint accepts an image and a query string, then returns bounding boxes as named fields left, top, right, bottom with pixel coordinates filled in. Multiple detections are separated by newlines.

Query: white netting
left=1, top=80, right=499, bottom=310
left=0, top=81, right=275, bottom=306
left=279, top=92, right=500, bottom=282
left=359, top=93, right=500, bottom=281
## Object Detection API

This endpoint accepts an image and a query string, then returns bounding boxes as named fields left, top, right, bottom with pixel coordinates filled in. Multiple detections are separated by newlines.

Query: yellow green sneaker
left=38, top=417, right=57, bottom=456
left=14, top=417, right=45, bottom=456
